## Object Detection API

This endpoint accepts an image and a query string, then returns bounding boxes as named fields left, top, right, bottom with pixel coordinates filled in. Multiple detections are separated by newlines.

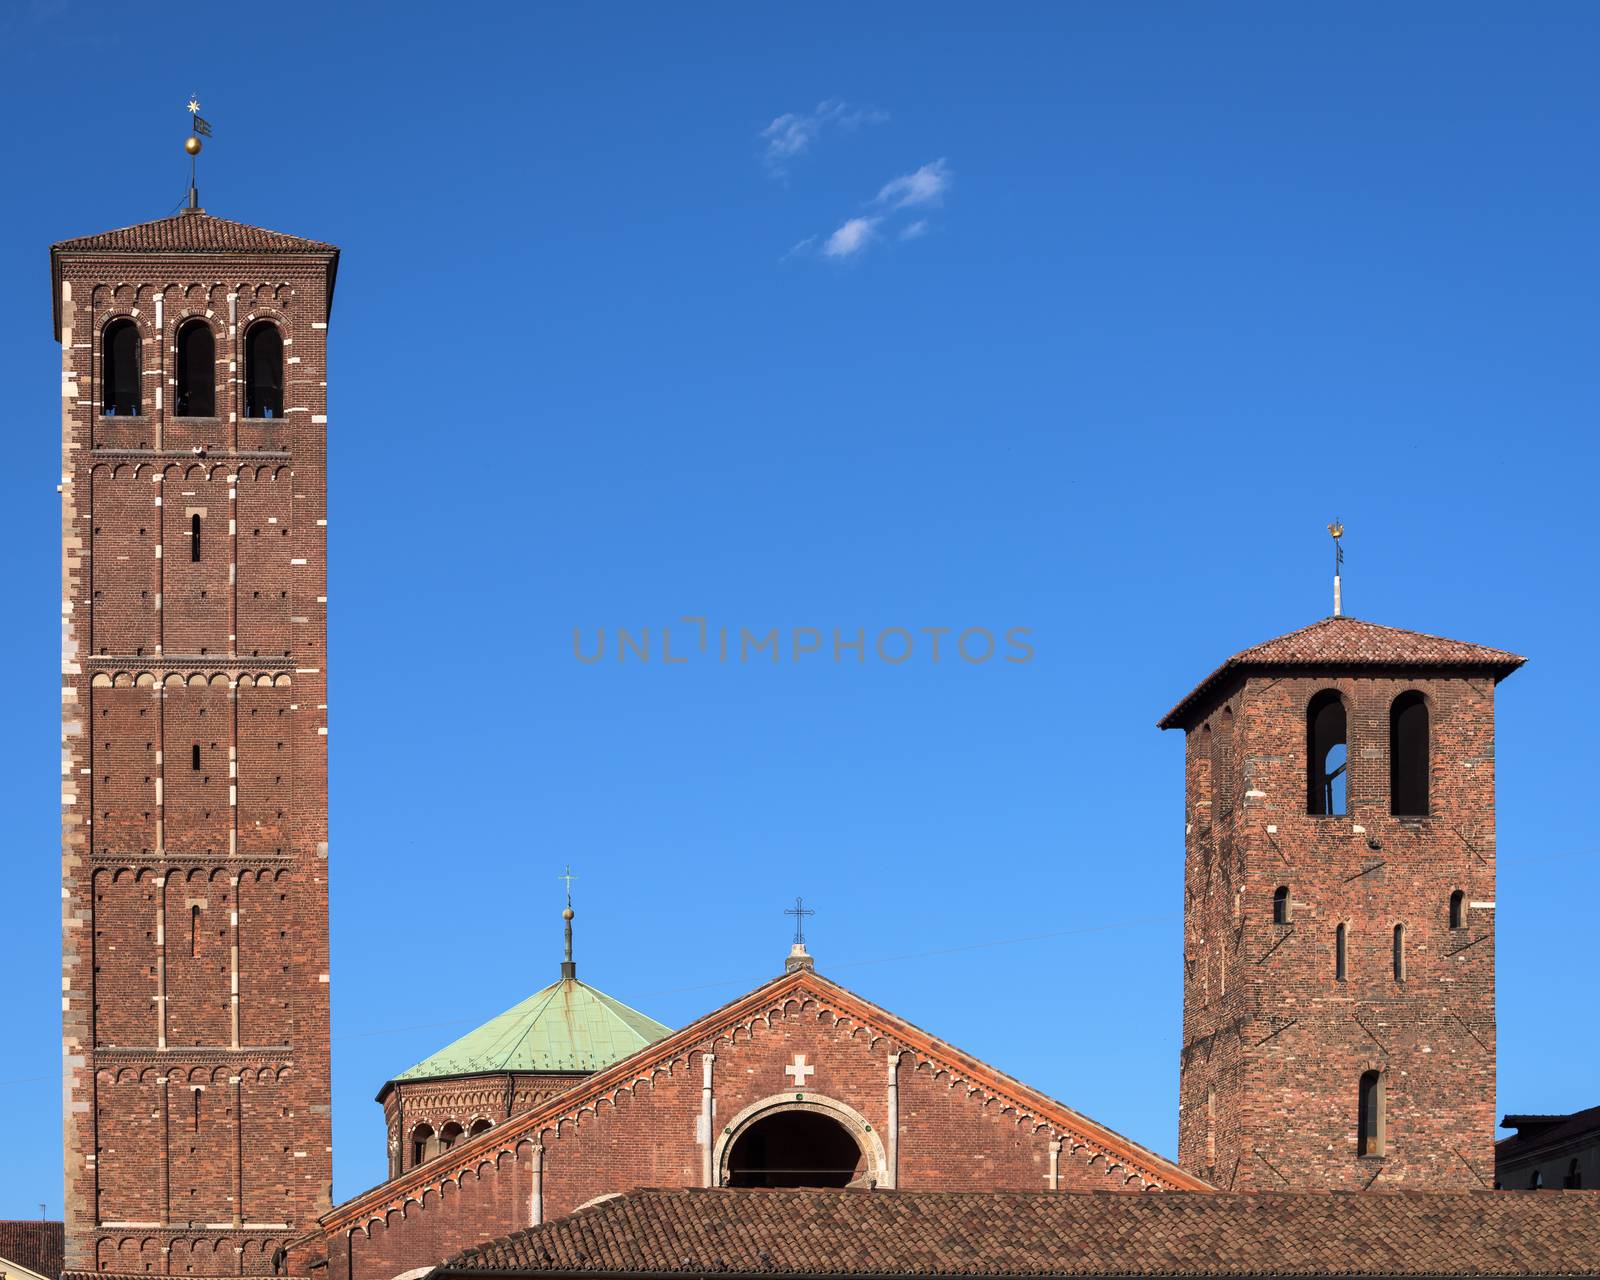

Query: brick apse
left=54, top=210, right=340, bottom=1275
left=1159, top=616, right=1523, bottom=1192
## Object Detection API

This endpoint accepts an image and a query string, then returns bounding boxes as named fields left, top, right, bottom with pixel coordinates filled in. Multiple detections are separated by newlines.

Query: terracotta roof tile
left=1159, top=616, right=1525, bottom=730
left=433, top=1187, right=1600, bottom=1278
left=0, top=1220, right=64, bottom=1279
left=51, top=211, right=336, bottom=255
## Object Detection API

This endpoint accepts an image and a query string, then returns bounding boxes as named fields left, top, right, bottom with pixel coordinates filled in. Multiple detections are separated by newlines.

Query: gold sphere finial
left=562, top=906, right=575, bottom=921
left=184, top=135, right=203, bottom=156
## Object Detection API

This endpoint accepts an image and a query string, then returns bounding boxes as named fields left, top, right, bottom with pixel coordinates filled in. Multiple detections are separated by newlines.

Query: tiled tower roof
left=51, top=210, right=337, bottom=254
left=388, top=978, right=672, bottom=1086
left=49, top=209, right=338, bottom=336
left=1159, top=615, right=1525, bottom=729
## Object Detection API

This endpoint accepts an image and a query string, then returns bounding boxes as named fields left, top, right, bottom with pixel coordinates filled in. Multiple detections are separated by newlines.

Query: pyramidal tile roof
left=51, top=210, right=337, bottom=255
left=432, top=1186, right=1600, bottom=1278
left=386, top=977, right=673, bottom=1088
left=1159, top=615, right=1525, bottom=730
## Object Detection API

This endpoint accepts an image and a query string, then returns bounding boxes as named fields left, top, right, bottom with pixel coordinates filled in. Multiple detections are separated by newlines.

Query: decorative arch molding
left=712, top=1091, right=888, bottom=1189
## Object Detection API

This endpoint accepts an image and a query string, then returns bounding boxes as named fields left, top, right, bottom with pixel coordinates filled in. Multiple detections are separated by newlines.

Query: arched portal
left=714, top=1094, right=887, bottom=1189
left=727, top=1109, right=862, bottom=1187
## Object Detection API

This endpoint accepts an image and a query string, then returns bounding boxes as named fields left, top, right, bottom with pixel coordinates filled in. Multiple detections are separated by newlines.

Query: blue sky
left=2, top=0, right=1597, bottom=1215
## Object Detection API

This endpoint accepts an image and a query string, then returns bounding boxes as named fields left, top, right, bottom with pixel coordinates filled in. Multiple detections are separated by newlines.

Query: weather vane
left=1328, top=520, right=1344, bottom=617
left=184, top=96, right=213, bottom=211
left=559, top=865, right=578, bottom=979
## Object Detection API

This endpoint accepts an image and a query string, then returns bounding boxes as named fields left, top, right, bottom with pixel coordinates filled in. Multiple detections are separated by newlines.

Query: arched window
left=1273, top=886, right=1291, bottom=925
left=438, top=1121, right=464, bottom=1151
left=1390, top=692, right=1429, bottom=816
left=1335, top=922, right=1348, bottom=981
left=469, top=1118, right=493, bottom=1137
left=245, top=323, right=284, bottom=419
left=1564, top=1159, right=1583, bottom=1189
left=103, top=319, right=142, bottom=417
left=1307, top=691, right=1347, bottom=816
left=175, top=319, right=215, bottom=418
left=1530, top=1169, right=1543, bottom=1190
left=1393, top=923, right=1406, bottom=982
left=726, top=1109, right=864, bottom=1188
left=1449, top=890, right=1466, bottom=930
left=410, top=1123, right=435, bottom=1167
left=1358, top=1071, right=1385, bottom=1157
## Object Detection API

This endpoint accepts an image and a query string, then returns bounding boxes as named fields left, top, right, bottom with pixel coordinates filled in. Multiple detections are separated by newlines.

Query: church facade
left=53, top=194, right=1559, bottom=1280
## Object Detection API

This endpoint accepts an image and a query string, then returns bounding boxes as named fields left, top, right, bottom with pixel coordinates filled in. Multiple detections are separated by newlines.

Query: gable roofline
left=1158, top=615, right=1526, bottom=731
left=49, top=210, right=339, bottom=339
left=301, top=967, right=1208, bottom=1240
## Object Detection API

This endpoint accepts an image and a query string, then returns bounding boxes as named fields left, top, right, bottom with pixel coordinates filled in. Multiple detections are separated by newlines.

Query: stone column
left=701, top=1054, right=716, bottom=1187
left=884, top=1053, right=901, bottom=1189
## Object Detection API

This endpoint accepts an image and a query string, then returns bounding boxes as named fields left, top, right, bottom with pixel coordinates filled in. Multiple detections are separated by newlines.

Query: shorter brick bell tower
left=1160, top=615, right=1522, bottom=1191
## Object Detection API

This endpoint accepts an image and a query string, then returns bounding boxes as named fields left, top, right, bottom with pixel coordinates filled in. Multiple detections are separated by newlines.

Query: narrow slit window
left=192, top=743, right=201, bottom=771
left=245, top=323, right=284, bottom=419
left=1449, top=890, right=1466, bottom=930
left=1390, top=692, right=1430, bottom=816
left=174, top=319, right=215, bottom=418
left=191, top=513, right=202, bottom=562
left=1358, top=1071, right=1385, bottom=1157
left=103, top=319, right=142, bottom=417
left=1335, top=922, right=1348, bottom=981
left=1273, top=886, right=1291, bottom=925
left=190, top=904, right=200, bottom=958
left=1393, top=923, right=1406, bottom=982
left=1307, top=691, right=1348, bottom=816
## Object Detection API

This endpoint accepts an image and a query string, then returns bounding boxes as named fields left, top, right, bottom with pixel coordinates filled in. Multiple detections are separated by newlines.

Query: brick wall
left=58, top=228, right=336, bottom=1275
left=1177, top=671, right=1498, bottom=1191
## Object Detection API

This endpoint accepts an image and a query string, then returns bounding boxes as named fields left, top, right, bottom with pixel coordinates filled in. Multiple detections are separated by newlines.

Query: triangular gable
left=307, top=966, right=1208, bottom=1240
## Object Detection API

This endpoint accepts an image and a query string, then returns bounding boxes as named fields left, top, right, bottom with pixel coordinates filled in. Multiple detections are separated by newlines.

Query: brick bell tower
left=1159, top=599, right=1523, bottom=1192
left=54, top=158, right=338, bottom=1274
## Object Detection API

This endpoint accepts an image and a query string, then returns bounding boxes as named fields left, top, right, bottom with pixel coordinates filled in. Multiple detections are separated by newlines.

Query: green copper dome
left=391, top=977, right=672, bottom=1083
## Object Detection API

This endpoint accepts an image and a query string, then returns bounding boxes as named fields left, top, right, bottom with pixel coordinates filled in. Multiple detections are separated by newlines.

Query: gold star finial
left=187, top=97, right=201, bottom=114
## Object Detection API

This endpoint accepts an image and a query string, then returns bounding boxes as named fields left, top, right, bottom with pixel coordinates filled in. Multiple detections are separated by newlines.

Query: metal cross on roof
left=785, top=896, right=815, bottom=945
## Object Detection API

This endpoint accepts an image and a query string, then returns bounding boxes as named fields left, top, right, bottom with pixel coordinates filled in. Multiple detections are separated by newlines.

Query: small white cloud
left=874, top=158, right=951, bottom=211
left=760, top=100, right=888, bottom=177
left=822, top=217, right=880, bottom=258
left=900, top=219, right=929, bottom=241
left=780, top=235, right=818, bottom=262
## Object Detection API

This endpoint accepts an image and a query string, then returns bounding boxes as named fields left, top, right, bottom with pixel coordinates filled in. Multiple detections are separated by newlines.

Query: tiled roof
left=1159, top=616, right=1526, bottom=729
left=0, top=1220, right=64, bottom=1279
left=387, top=977, right=672, bottom=1086
left=432, top=1187, right=1600, bottom=1279
left=51, top=211, right=336, bottom=255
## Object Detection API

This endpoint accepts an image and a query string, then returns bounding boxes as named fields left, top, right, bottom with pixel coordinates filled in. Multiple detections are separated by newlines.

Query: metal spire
left=1328, top=521, right=1345, bottom=617
left=560, top=865, right=577, bottom=980
left=184, top=97, right=212, bottom=212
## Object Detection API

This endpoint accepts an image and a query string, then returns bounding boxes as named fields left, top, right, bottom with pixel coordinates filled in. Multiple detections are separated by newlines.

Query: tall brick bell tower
left=1160, top=608, right=1523, bottom=1192
left=54, top=184, right=338, bottom=1274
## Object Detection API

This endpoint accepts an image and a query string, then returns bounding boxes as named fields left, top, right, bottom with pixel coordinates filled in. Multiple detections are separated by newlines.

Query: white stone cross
left=785, top=1054, right=815, bottom=1087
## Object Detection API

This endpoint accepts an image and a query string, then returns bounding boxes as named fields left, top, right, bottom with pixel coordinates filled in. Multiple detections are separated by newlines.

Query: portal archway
left=713, top=1093, right=886, bottom=1188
